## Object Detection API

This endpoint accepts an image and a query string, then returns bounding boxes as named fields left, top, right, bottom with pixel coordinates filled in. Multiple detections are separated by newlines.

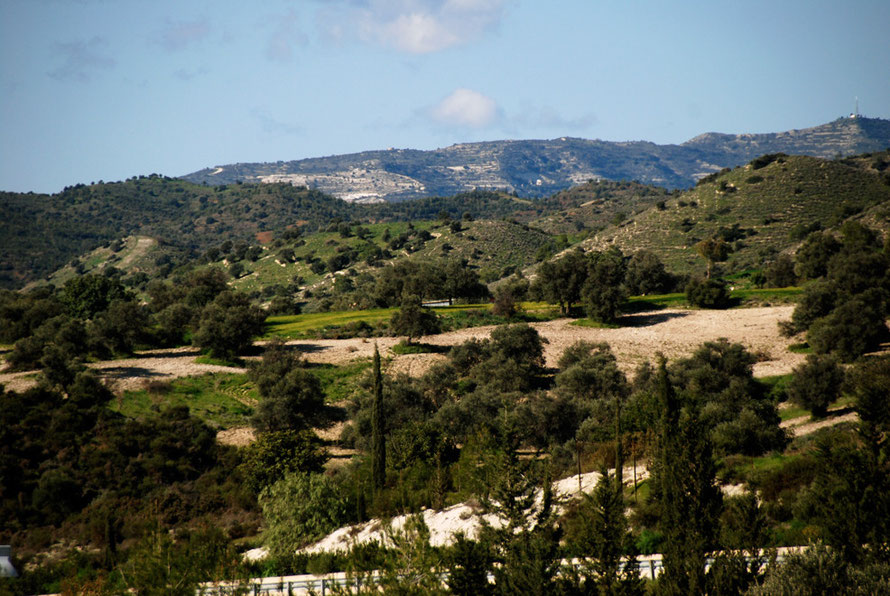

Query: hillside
left=0, top=178, right=658, bottom=290
left=527, top=179, right=673, bottom=235
left=581, top=151, right=890, bottom=274
left=182, top=117, right=890, bottom=201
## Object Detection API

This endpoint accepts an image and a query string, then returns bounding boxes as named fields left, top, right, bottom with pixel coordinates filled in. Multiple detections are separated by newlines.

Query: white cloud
left=430, top=88, right=500, bottom=128
left=324, top=0, right=507, bottom=53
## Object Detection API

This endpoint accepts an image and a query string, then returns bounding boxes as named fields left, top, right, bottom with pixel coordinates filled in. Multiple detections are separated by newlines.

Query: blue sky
left=2, top=0, right=888, bottom=194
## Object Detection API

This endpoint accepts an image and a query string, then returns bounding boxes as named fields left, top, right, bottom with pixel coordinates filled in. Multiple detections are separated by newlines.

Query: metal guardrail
left=199, top=549, right=800, bottom=595
left=200, top=571, right=376, bottom=596
left=200, top=552, right=792, bottom=595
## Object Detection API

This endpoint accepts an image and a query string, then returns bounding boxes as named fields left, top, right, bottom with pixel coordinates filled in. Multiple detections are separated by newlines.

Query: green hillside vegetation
left=37, top=235, right=168, bottom=290
left=113, top=373, right=256, bottom=429
left=0, top=176, right=669, bottom=292
left=529, top=179, right=673, bottom=235
left=582, top=152, right=890, bottom=276
left=199, top=218, right=555, bottom=305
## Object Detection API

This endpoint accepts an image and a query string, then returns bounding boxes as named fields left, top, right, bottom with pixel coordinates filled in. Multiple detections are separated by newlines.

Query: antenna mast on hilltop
left=852, top=97, right=860, bottom=118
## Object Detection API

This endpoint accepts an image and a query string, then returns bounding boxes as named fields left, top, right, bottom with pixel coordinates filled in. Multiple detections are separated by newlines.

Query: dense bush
left=685, top=278, right=731, bottom=308
left=786, top=355, right=844, bottom=417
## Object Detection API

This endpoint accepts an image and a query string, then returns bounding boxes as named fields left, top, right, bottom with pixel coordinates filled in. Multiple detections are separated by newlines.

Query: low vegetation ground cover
left=113, top=373, right=256, bottom=429
left=264, top=302, right=559, bottom=339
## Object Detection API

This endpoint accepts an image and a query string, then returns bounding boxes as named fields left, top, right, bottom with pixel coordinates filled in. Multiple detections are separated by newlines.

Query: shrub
left=786, top=354, right=844, bottom=417
left=807, top=295, right=887, bottom=362
left=686, top=278, right=731, bottom=309
left=260, top=473, right=350, bottom=559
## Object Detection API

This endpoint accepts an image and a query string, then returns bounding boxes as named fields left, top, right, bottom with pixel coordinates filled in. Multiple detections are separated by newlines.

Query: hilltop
left=183, top=117, right=890, bottom=200
left=0, top=177, right=665, bottom=289
left=582, top=150, right=890, bottom=274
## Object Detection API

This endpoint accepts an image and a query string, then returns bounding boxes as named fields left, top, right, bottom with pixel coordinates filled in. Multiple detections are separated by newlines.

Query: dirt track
left=0, top=306, right=804, bottom=396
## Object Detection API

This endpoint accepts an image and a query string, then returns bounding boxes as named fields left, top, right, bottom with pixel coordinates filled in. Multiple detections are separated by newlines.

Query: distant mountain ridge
left=183, top=116, right=890, bottom=201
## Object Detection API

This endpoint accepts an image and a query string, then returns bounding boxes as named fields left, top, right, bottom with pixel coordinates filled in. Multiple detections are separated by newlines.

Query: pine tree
left=654, top=358, right=723, bottom=595
left=481, top=436, right=561, bottom=595
left=570, top=469, right=643, bottom=595
left=371, top=343, right=386, bottom=491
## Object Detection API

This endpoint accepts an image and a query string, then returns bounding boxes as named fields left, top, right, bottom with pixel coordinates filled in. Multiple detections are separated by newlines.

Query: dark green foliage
left=90, top=299, right=149, bottom=356
left=480, top=449, right=562, bottom=596
left=787, top=224, right=890, bottom=360
left=249, top=342, right=331, bottom=433
left=764, top=254, right=798, bottom=287
left=0, top=379, right=252, bottom=569
left=786, top=354, right=844, bottom=417
left=708, top=493, right=770, bottom=594
left=116, top=525, right=247, bottom=595
left=750, top=153, right=787, bottom=170
left=444, top=534, right=494, bottom=596
left=797, top=434, right=890, bottom=566
left=581, top=248, right=627, bottom=323
left=0, top=287, right=63, bottom=344
left=787, top=279, right=837, bottom=334
left=651, top=361, right=723, bottom=595
left=259, top=472, right=350, bottom=558
left=624, top=250, right=674, bottom=295
left=750, top=544, right=890, bottom=595
left=390, top=295, right=441, bottom=343
left=685, top=277, right=731, bottom=308
left=468, top=323, right=547, bottom=393
left=554, top=342, right=629, bottom=448
left=183, top=267, right=230, bottom=308
left=192, top=290, right=265, bottom=360
left=372, top=344, right=386, bottom=491
left=565, top=470, right=643, bottom=595
left=532, top=250, right=588, bottom=315
left=794, top=231, right=841, bottom=280
left=61, top=274, right=130, bottom=319
left=849, top=355, right=890, bottom=460
left=807, top=293, right=887, bottom=361
left=240, top=430, right=329, bottom=492
left=372, top=259, right=484, bottom=307
left=668, top=339, right=786, bottom=456
left=442, top=259, right=490, bottom=304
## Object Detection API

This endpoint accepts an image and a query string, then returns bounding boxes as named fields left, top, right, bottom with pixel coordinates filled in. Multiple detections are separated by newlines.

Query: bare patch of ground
left=0, top=346, right=245, bottom=394
left=0, top=306, right=804, bottom=397
left=217, top=427, right=256, bottom=447
left=285, top=306, right=804, bottom=379
left=781, top=407, right=859, bottom=438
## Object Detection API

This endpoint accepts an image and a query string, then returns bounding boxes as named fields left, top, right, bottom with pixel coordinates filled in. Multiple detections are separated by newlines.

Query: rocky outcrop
left=183, top=117, right=890, bottom=200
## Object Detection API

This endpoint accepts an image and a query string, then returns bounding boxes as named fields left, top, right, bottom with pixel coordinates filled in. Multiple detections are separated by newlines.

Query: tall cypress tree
left=655, top=358, right=723, bottom=595
left=371, top=343, right=386, bottom=490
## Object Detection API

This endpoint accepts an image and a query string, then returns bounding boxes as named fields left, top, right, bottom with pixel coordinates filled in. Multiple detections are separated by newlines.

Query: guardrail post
left=649, top=559, right=655, bottom=580
left=321, top=578, right=326, bottom=596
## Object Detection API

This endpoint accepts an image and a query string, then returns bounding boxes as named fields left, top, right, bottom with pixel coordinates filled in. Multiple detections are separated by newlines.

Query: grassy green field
left=112, top=360, right=374, bottom=429
left=309, top=360, right=372, bottom=403
left=731, top=287, right=803, bottom=303
left=264, top=301, right=559, bottom=339
left=265, top=287, right=800, bottom=339
left=114, top=373, right=256, bottom=429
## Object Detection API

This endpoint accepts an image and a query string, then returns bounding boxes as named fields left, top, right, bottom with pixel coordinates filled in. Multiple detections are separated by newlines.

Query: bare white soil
left=283, top=305, right=804, bottom=379
left=0, top=306, right=802, bottom=397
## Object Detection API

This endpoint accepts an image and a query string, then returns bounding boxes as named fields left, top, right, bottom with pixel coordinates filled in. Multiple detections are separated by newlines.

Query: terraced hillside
left=582, top=151, right=890, bottom=274
left=222, top=218, right=555, bottom=298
